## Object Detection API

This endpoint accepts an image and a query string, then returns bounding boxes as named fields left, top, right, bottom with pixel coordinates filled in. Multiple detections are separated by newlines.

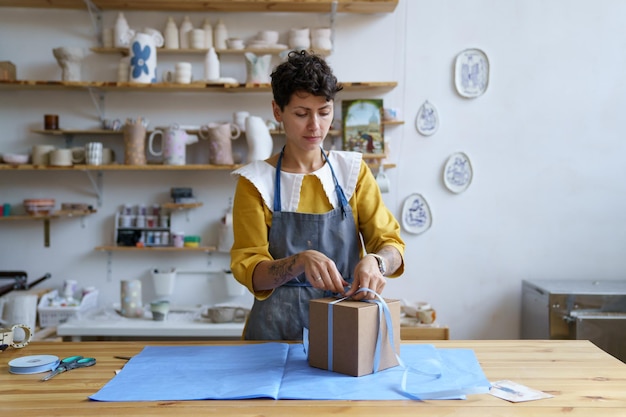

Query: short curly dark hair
left=270, top=50, right=343, bottom=110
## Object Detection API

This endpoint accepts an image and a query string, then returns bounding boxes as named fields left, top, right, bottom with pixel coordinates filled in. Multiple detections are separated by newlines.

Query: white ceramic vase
left=244, top=52, right=272, bottom=84
left=129, top=32, right=158, bottom=83
left=245, top=115, right=274, bottom=162
left=179, top=16, right=193, bottom=49
left=163, top=17, right=179, bottom=49
left=204, top=47, right=220, bottom=81
left=114, top=12, right=135, bottom=48
left=52, top=47, right=84, bottom=81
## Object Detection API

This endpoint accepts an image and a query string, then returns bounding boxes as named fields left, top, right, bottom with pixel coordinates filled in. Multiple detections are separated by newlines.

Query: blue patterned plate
left=401, top=193, right=432, bottom=235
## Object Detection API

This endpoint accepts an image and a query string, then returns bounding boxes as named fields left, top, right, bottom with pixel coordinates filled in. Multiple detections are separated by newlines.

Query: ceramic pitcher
left=245, top=115, right=274, bottom=162
left=244, top=52, right=272, bottom=84
left=148, top=124, right=198, bottom=165
left=198, top=122, right=241, bottom=165
left=129, top=32, right=158, bottom=83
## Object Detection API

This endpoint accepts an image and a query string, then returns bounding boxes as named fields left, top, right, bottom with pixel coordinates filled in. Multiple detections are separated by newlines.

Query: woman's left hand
left=344, top=255, right=386, bottom=300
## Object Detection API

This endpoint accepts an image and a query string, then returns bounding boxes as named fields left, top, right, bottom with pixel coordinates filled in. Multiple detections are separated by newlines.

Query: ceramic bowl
left=23, top=198, right=55, bottom=215
left=2, top=153, right=29, bottom=165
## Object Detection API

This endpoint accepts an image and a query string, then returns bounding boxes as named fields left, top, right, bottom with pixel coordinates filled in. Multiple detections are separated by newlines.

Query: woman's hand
left=301, top=250, right=349, bottom=294
left=344, top=255, right=386, bottom=300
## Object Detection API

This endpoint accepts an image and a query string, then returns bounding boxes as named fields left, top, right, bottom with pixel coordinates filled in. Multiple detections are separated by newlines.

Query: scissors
left=41, top=355, right=96, bottom=381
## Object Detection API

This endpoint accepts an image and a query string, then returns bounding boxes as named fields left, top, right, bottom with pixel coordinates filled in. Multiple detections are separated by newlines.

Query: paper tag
left=489, top=380, right=554, bottom=403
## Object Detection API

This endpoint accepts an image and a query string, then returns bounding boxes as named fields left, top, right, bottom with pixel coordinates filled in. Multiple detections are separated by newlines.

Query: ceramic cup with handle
left=198, top=122, right=240, bottom=165
left=32, top=145, right=56, bottom=166
left=205, top=306, right=247, bottom=323
left=376, top=164, right=390, bottom=193
left=0, top=324, right=32, bottom=350
left=1, top=294, right=38, bottom=342
left=85, top=142, right=103, bottom=165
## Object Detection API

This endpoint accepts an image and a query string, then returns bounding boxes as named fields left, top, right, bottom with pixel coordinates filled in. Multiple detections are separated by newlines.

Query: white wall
left=2, top=1, right=626, bottom=339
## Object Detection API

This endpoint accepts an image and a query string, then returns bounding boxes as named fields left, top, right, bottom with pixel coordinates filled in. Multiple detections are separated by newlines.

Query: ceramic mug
left=71, top=147, right=86, bottom=164
left=49, top=148, right=73, bottom=166
left=85, top=142, right=103, bottom=165
left=102, top=148, right=116, bottom=164
left=205, top=306, right=247, bottom=323
left=32, top=145, right=56, bottom=166
left=0, top=324, right=32, bottom=350
left=1, top=294, right=38, bottom=341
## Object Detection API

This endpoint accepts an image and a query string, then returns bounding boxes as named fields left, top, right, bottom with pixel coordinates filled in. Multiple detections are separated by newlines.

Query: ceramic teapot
left=244, top=52, right=272, bottom=84
left=148, top=124, right=198, bottom=165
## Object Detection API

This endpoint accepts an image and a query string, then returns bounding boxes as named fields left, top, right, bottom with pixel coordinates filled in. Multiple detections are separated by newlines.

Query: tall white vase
left=179, top=16, right=193, bottom=49
left=214, top=19, right=228, bottom=50
left=202, top=18, right=213, bottom=49
left=245, top=115, right=274, bottom=162
left=129, top=32, right=157, bottom=83
left=204, top=47, right=220, bottom=81
left=163, top=16, right=179, bottom=49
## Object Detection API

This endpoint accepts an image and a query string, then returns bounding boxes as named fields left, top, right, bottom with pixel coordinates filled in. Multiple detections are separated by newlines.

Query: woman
left=231, top=50, right=405, bottom=340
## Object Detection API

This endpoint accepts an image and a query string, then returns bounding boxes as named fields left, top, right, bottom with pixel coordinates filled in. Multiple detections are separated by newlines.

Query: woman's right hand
left=301, top=250, right=349, bottom=294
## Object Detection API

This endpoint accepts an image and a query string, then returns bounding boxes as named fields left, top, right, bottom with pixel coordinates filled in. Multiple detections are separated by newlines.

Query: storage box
left=308, top=297, right=401, bottom=377
left=0, top=61, right=16, bottom=81
left=37, top=289, right=99, bottom=327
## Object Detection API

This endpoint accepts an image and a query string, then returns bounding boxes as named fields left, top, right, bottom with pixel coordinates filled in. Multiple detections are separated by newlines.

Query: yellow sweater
left=230, top=154, right=405, bottom=300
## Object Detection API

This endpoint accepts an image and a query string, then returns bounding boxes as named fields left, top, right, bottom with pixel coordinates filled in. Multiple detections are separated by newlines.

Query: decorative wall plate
left=454, top=48, right=489, bottom=98
left=415, top=100, right=439, bottom=136
left=401, top=193, right=432, bottom=235
left=443, top=152, right=473, bottom=193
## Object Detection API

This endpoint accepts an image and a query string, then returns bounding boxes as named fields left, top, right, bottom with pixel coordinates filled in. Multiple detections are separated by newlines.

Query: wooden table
left=2, top=340, right=625, bottom=416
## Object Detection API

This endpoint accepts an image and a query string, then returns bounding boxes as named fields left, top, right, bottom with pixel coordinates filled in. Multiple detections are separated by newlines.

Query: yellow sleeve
left=229, top=176, right=274, bottom=300
left=352, top=161, right=405, bottom=277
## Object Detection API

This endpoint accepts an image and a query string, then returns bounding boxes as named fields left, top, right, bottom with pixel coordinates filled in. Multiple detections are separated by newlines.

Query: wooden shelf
left=0, top=0, right=398, bottom=13
left=0, top=209, right=96, bottom=221
left=95, top=245, right=216, bottom=252
left=161, top=202, right=203, bottom=210
left=0, top=209, right=96, bottom=247
left=91, top=47, right=331, bottom=57
left=0, top=163, right=242, bottom=171
left=0, top=80, right=397, bottom=93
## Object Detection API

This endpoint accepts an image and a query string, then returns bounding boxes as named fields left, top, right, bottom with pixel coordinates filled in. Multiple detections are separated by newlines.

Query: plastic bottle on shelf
left=163, top=16, right=179, bottom=49
left=202, top=18, right=213, bottom=49
left=179, top=16, right=193, bottom=49
left=204, top=47, right=220, bottom=81
left=214, top=19, right=228, bottom=50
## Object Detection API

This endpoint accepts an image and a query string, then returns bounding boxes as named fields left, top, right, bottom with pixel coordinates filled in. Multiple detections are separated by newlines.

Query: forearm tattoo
left=378, top=246, right=401, bottom=276
left=268, top=254, right=299, bottom=286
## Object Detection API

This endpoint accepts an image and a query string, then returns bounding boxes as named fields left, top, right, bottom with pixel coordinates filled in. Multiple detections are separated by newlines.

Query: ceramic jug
left=148, top=124, right=198, bottom=165
left=129, top=32, right=158, bottom=83
left=244, top=52, right=272, bottom=84
left=245, top=115, right=274, bottom=162
left=198, top=122, right=241, bottom=165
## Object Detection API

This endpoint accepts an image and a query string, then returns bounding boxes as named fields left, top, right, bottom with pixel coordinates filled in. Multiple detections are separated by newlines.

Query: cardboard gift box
left=308, top=297, right=401, bottom=377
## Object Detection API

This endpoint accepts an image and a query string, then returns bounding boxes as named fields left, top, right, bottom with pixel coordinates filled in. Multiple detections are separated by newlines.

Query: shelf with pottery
left=91, top=47, right=331, bottom=57
left=0, top=0, right=398, bottom=13
left=0, top=79, right=397, bottom=93
left=0, top=163, right=242, bottom=171
left=95, top=245, right=216, bottom=252
left=0, top=209, right=97, bottom=247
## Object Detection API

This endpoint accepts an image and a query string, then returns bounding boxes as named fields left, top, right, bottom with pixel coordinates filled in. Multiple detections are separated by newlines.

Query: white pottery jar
left=179, top=16, right=193, bottom=49
left=163, top=17, right=179, bottom=49
left=204, top=47, right=220, bottom=81
left=214, top=19, right=228, bottom=50
left=129, top=32, right=157, bottom=83
left=245, top=115, right=274, bottom=162
left=114, top=12, right=135, bottom=48
left=288, top=27, right=310, bottom=50
left=311, top=27, right=332, bottom=51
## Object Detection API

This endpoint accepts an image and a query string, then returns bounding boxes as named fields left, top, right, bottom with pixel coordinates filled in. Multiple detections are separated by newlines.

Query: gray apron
left=244, top=148, right=361, bottom=340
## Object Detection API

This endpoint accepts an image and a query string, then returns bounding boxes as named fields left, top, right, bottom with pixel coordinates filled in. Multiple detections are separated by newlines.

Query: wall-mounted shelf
left=0, top=0, right=398, bottom=13
left=0, top=163, right=241, bottom=171
left=162, top=202, right=204, bottom=210
left=0, top=80, right=397, bottom=93
left=0, top=209, right=96, bottom=247
left=95, top=245, right=215, bottom=252
left=91, top=47, right=331, bottom=57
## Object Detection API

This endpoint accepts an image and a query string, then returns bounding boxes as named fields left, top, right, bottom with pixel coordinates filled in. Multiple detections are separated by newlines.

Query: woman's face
left=272, top=91, right=334, bottom=153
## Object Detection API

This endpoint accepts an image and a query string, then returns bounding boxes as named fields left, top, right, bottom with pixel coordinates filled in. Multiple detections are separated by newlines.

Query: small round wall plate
left=443, top=152, right=473, bottom=193
left=415, top=100, right=439, bottom=136
left=401, top=193, right=432, bottom=235
left=454, top=48, right=489, bottom=98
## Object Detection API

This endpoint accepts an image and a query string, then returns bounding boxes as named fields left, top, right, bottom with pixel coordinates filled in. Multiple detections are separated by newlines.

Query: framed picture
left=341, top=99, right=385, bottom=154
